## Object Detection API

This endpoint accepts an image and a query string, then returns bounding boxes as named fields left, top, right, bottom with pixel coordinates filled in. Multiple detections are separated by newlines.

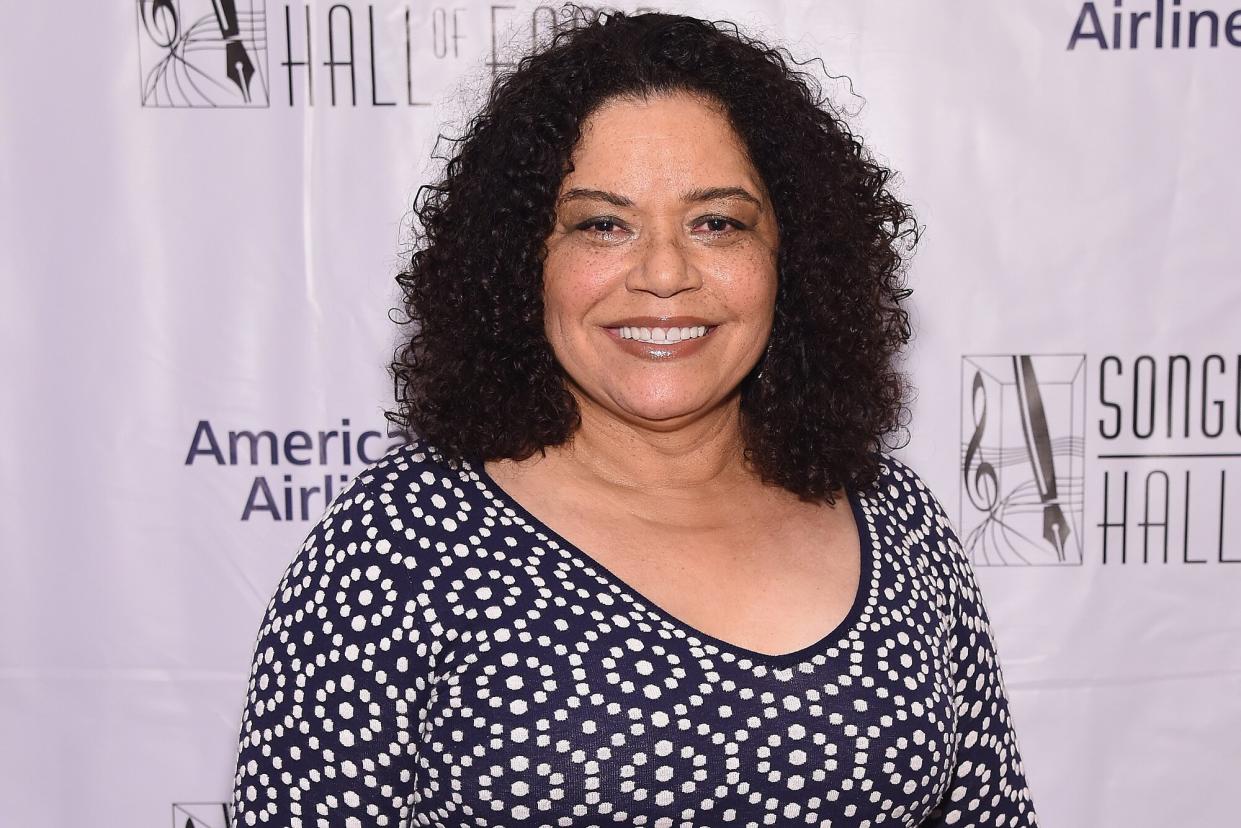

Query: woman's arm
left=229, top=467, right=431, bottom=827
left=918, top=487, right=1040, bottom=827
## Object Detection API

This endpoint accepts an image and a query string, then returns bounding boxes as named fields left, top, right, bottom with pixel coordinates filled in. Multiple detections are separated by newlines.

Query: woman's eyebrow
left=558, top=186, right=762, bottom=208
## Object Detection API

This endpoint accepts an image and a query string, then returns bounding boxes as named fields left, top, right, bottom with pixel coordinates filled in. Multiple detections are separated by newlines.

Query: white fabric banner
left=2, top=2, right=1238, bottom=825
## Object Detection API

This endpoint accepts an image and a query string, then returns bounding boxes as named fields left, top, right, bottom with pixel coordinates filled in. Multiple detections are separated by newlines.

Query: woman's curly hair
left=387, top=4, right=919, bottom=503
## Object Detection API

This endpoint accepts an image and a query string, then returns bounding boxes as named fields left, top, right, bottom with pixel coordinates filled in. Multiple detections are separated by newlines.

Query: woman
left=231, top=7, right=1039, bottom=826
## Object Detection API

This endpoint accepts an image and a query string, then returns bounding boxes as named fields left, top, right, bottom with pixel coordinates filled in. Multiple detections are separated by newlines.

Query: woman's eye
left=696, top=216, right=745, bottom=235
left=574, top=216, right=745, bottom=238
left=578, top=218, right=624, bottom=235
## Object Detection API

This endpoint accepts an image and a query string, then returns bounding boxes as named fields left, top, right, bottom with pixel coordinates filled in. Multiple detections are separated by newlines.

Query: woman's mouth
left=615, top=324, right=712, bottom=344
left=601, top=324, right=719, bottom=359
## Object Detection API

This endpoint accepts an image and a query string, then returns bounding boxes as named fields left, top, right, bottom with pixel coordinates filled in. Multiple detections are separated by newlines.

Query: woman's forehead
left=564, top=94, right=766, bottom=205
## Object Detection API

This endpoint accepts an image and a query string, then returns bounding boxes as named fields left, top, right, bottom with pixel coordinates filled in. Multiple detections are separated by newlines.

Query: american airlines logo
left=1067, top=0, right=1241, bottom=50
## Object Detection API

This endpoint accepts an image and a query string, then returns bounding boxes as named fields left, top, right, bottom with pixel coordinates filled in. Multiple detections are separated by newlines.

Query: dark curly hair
left=386, top=4, right=918, bottom=503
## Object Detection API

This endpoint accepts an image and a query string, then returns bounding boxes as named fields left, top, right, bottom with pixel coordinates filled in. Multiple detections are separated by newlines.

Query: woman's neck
left=544, top=390, right=759, bottom=500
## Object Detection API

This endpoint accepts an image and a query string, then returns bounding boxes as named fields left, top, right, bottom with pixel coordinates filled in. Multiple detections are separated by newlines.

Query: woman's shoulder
left=323, top=434, right=474, bottom=517
left=282, top=435, right=478, bottom=583
left=347, top=433, right=469, bottom=484
left=258, top=435, right=477, bottom=657
left=868, top=450, right=944, bottom=506
left=865, top=450, right=964, bottom=546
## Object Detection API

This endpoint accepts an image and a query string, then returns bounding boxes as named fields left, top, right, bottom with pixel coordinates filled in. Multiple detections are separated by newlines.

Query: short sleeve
left=228, top=465, right=433, bottom=828
left=917, top=479, right=1040, bottom=827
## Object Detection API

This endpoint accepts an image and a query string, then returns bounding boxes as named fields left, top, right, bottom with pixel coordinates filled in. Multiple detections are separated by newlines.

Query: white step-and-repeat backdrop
left=2, top=2, right=1238, bottom=826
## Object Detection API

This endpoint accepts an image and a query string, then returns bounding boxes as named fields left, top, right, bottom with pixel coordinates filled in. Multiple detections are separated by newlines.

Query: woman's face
left=541, top=91, right=780, bottom=431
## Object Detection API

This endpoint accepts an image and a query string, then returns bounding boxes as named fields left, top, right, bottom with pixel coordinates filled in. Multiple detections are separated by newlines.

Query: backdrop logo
left=960, top=354, right=1087, bottom=567
left=1067, top=1, right=1241, bottom=50
left=136, top=3, right=667, bottom=109
left=137, top=0, right=270, bottom=107
left=184, top=418, right=408, bottom=521
left=172, top=801, right=231, bottom=828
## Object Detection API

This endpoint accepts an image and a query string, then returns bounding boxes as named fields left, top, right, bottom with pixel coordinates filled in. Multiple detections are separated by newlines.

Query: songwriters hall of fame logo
left=960, top=354, right=1087, bottom=567
left=137, top=1, right=270, bottom=107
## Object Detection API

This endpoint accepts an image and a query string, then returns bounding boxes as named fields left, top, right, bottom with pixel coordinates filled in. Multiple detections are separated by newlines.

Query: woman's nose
left=626, top=226, right=702, bottom=297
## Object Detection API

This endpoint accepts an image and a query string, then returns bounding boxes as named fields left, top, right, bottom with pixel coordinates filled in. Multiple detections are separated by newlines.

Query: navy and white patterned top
left=230, top=438, right=1038, bottom=827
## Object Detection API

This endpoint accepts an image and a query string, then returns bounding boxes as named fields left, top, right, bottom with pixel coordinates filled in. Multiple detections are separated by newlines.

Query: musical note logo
left=963, top=370, right=999, bottom=512
left=137, top=0, right=270, bottom=107
left=958, top=354, right=1086, bottom=566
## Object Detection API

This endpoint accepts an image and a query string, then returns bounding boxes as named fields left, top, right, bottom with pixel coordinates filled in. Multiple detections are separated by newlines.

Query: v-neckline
left=468, top=457, right=876, bottom=668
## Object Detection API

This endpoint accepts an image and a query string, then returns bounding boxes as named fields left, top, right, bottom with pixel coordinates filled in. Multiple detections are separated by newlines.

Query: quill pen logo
left=137, top=0, right=270, bottom=107
left=960, top=354, right=1086, bottom=566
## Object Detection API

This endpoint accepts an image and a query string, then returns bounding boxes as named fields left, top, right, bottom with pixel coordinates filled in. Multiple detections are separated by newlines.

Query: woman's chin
left=607, top=391, right=728, bottom=426
left=567, top=373, right=737, bottom=426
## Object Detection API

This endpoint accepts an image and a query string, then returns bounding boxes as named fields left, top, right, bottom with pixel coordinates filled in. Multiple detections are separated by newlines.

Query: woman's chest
left=405, top=561, right=959, bottom=827
left=494, top=488, right=864, bottom=659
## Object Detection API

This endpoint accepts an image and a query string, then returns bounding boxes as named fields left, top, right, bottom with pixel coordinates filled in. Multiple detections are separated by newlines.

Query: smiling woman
left=229, top=5, right=1040, bottom=827
left=537, top=92, right=780, bottom=428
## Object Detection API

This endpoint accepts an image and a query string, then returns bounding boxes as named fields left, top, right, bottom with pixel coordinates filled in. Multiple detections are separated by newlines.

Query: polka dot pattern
left=230, top=438, right=1038, bottom=826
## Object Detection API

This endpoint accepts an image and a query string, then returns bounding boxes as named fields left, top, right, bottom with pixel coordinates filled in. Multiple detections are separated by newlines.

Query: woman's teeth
left=618, top=325, right=709, bottom=344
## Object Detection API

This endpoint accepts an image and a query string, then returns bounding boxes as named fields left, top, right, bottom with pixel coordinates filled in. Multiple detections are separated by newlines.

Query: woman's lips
left=601, top=324, right=719, bottom=359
